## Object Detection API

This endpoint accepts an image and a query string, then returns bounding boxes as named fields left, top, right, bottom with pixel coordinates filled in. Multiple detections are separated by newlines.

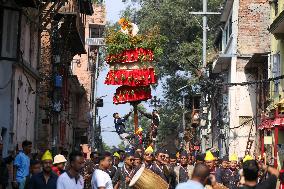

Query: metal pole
left=182, top=95, right=186, bottom=134
left=92, top=47, right=100, bottom=150
left=202, top=0, right=207, bottom=68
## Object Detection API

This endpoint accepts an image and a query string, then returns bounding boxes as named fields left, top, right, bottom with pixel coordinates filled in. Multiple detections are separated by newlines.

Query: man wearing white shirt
left=57, top=151, right=85, bottom=189
left=92, top=152, right=113, bottom=189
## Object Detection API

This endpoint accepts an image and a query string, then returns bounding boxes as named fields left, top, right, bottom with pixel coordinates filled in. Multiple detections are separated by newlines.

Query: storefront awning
left=258, top=119, right=274, bottom=130
left=258, top=118, right=284, bottom=130
left=272, top=117, right=284, bottom=126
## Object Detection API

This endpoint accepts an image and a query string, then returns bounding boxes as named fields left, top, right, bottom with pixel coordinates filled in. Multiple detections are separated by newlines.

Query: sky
left=98, top=0, right=162, bottom=147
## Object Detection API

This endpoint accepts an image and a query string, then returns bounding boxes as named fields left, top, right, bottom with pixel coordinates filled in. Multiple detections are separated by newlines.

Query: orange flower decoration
left=118, top=18, right=129, bottom=30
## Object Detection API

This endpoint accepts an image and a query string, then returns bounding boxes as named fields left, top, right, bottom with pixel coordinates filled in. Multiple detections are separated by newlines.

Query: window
left=89, top=25, right=104, bottom=52
left=272, top=53, right=281, bottom=94
left=90, top=25, right=104, bottom=38
left=222, top=14, right=233, bottom=49
left=0, top=8, right=20, bottom=60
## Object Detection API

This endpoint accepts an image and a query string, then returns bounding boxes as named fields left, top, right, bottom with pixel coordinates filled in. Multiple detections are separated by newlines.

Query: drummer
left=112, top=151, right=135, bottom=189
left=151, top=148, right=169, bottom=182
left=143, top=146, right=154, bottom=169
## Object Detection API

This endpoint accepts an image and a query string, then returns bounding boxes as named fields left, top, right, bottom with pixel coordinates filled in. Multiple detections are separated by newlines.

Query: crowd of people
left=1, top=138, right=284, bottom=189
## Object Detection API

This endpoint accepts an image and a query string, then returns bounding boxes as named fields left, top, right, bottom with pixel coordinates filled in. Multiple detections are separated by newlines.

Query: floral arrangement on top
left=105, top=18, right=166, bottom=64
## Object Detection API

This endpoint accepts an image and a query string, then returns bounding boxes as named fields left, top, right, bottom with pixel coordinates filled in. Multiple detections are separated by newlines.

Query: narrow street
left=0, top=0, right=283, bottom=189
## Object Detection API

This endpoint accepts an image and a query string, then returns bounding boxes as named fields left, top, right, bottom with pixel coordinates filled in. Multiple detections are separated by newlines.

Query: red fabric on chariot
left=105, top=68, right=156, bottom=86
left=113, top=85, right=152, bottom=104
left=106, top=48, right=154, bottom=64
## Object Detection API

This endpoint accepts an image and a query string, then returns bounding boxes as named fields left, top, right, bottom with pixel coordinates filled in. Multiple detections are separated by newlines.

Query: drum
left=129, top=166, right=169, bottom=189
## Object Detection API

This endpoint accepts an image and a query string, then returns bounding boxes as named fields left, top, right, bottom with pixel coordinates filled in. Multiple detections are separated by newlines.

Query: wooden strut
left=133, top=103, right=139, bottom=134
left=131, top=101, right=141, bottom=134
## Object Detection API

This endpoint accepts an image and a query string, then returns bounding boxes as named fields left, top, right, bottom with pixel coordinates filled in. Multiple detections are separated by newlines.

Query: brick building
left=209, top=0, right=270, bottom=157
left=37, top=0, right=94, bottom=153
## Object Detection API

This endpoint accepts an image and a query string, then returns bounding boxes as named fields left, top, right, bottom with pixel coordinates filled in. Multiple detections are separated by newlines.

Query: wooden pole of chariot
left=132, top=101, right=140, bottom=133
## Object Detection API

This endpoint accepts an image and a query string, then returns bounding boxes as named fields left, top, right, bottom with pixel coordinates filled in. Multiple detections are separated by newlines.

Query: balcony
left=269, top=10, right=284, bottom=39
left=211, top=54, right=232, bottom=73
left=58, top=0, right=87, bottom=55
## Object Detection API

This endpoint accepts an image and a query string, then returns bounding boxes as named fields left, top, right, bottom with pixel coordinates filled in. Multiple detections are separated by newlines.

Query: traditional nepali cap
left=222, top=155, right=229, bottom=161
left=41, top=150, right=53, bottom=161
left=135, top=127, right=143, bottom=134
left=180, top=151, right=188, bottom=157
left=229, top=154, right=238, bottom=162
left=156, top=148, right=168, bottom=155
left=169, top=153, right=176, bottom=159
left=136, top=144, right=144, bottom=151
left=145, top=146, right=154, bottom=153
left=196, top=153, right=205, bottom=161
left=176, top=152, right=180, bottom=158
left=243, top=155, right=253, bottom=163
left=53, top=154, right=67, bottom=164
left=125, top=147, right=135, bottom=156
left=113, top=152, right=120, bottom=159
left=204, top=151, right=215, bottom=161
left=134, top=152, right=142, bottom=159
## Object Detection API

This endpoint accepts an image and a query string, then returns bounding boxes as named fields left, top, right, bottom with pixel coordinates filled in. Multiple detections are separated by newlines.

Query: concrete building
left=210, top=0, right=270, bottom=157
left=0, top=0, right=40, bottom=156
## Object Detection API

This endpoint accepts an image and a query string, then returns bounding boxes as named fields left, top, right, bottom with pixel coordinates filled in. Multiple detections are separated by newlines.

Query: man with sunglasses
left=112, top=152, right=135, bottom=189
left=150, top=148, right=169, bottom=182
left=143, top=147, right=154, bottom=169
left=174, top=151, right=194, bottom=184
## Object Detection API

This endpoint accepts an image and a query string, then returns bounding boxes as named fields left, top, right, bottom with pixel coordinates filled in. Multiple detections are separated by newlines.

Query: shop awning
left=272, top=117, right=284, bottom=126
left=258, top=119, right=274, bottom=130
left=259, top=117, right=284, bottom=130
left=269, top=10, right=284, bottom=39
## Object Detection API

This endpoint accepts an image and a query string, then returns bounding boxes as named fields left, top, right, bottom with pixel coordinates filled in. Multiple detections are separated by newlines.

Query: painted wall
left=0, top=61, right=13, bottom=156
left=12, top=11, right=39, bottom=150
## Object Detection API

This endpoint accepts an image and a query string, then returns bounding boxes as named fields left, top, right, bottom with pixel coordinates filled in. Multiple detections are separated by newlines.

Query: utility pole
left=189, top=0, right=221, bottom=68
left=189, top=0, right=220, bottom=153
left=86, top=37, right=105, bottom=151
left=92, top=48, right=100, bottom=150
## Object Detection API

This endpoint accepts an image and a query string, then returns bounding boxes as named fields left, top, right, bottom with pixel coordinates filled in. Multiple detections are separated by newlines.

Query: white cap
left=53, top=154, right=67, bottom=164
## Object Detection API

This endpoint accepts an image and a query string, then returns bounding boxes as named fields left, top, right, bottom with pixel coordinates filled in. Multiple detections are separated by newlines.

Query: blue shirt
left=14, top=151, right=30, bottom=182
left=176, top=180, right=204, bottom=189
left=29, top=171, right=58, bottom=189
